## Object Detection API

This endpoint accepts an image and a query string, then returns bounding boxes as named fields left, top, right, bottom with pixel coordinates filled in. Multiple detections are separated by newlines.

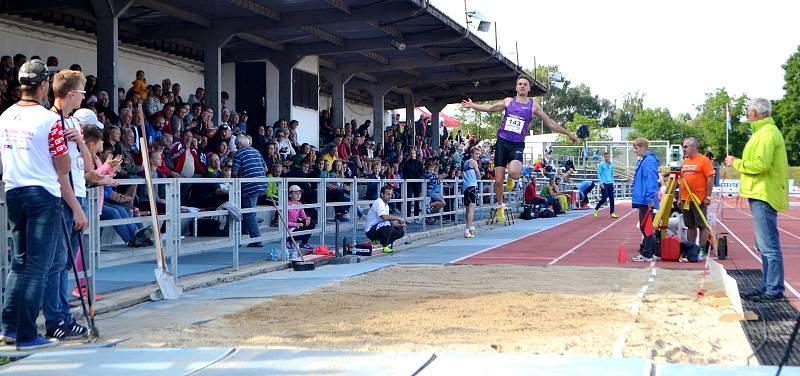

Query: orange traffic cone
left=617, top=243, right=626, bottom=264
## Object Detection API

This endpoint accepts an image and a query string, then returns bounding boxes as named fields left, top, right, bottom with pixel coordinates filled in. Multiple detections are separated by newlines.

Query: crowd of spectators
left=1, top=53, right=514, bottom=249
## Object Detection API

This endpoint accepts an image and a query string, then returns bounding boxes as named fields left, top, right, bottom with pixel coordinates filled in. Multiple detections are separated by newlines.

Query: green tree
left=628, top=108, right=696, bottom=143
left=453, top=102, right=504, bottom=140
left=773, top=45, right=800, bottom=165
left=609, top=91, right=645, bottom=128
left=525, top=66, right=613, bottom=133
left=693, top=88, right=749, bottom=161
left=555, top=113, right=612, bottom=146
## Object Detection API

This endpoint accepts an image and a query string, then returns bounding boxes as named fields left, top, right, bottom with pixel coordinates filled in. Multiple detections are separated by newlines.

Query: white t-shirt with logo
left=364, top=197, right=390, bottom=233
left=0, top=103, right=68, bottom=197
left=60, top=114, right=86, bottom=198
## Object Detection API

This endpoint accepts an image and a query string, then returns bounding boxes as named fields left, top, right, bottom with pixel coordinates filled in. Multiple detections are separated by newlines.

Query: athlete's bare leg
left=494, top=166, right=506, bottom=205
left=507, top=160, right=522, bottom=180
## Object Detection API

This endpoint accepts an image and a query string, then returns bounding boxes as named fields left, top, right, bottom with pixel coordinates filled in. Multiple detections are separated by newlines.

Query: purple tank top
left=497, top=97, right=535, bottom=143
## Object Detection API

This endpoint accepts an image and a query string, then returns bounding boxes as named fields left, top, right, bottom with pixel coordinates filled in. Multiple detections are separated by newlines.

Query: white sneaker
left=631, top=255, right=655, bottom=262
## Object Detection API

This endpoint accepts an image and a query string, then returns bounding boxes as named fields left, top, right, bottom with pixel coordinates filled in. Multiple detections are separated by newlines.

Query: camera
left=669, top=144, right=683, bottom=172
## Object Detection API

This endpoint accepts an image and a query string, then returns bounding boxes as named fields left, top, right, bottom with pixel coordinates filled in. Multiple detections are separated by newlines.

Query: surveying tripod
left=652, top=171, right=718, bottom=258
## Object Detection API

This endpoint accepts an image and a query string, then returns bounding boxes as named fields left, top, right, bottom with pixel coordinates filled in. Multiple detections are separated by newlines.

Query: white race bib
left=503, top=115, right=525, bottom=134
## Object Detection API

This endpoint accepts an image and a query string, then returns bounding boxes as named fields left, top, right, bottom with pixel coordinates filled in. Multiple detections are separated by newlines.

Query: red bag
left=660, top=235, right=681, bottom=261
left=641, top=207, right=654, bottom=237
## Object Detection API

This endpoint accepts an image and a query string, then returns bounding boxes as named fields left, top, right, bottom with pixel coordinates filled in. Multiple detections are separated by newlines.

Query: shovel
left=139, top=136, right=182, bottom=299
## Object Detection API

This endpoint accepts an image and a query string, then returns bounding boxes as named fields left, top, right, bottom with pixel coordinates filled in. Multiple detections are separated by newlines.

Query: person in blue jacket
left=631, top=138, right=661, bottom=262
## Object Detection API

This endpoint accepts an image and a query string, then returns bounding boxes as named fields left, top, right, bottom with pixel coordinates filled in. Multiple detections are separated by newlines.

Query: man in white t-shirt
left=0, top=60, right=71, bottom=350
left=364, top=185, right=406, bottom=254
left=42, top=69, right=91, bottom=342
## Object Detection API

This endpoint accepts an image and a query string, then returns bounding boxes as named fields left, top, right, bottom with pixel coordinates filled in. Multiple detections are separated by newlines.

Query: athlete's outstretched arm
left=533, top=104, right=578, bottom=143
left=461, top=98, right=507, bottom=113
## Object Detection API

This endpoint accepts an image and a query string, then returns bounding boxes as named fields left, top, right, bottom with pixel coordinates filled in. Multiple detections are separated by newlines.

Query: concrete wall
left=221, top=63, right=236, bottom=112
left=291, top=56, right=319, bottom=147
left=0, top=17, right=204, bottom=96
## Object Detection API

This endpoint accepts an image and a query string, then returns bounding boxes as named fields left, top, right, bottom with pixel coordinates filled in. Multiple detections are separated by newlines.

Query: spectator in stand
left=171, top=83, right=183, bottom=106
left=524, top=178, right=558, bottom=209
left=118, top=107, right=142, bottom=152
left=95, top=90, right=118, bottom=125
left=361, top=161, right=382, bottom=201
left=288, top=120, right=299, bottom=145
left=185, top=103, right=202, bottom=130
left=0, top=56, right=13, bottom=82
left=364, top=185, right=406, bottom=254
left=143, top=84, right=162, bottom=118
left=146, top=115, right=166, bottom=145
left=293, top=143, right=311, bottom=167
left=172, top=103, right=188, bottom=133
left=188, top=153, right=228, bottom=208
left=275, top=129, right=295, bottom=160
left=252, top=125, right=268, bottom=155
left=264, top=163, right=283, bottom=226
left=187, top=87, right=204, bottom=107
left=214, top=139, right=231, bottom=167
left=220, top=108, right=231, bottom=127
left=319, top=109, right=333, bottom=143
left=232, top=135, right=267, bottom=247
left=153, top=102, right=175, bottom=135
left=357, top=119, right=371, bottom=135
left=403, top=148, right=424, bottom=220
left=0, top=79, right=10, bottom=114
left=322, top=144, right=338, bottom=171
left=131, top=70, right=147, bottom=100
left=119, top=128, right=143, bottom=177
left=422, top=161, right=445, bottom=216
left=286, top=185, right=315, bottom=250
left=263, top=143, right=282, bottom=171
left=238, top=111, right=248, bottom=135
left=171, top=130, right=206, bottom=178
left=325, top=159, right=352, bottom=222
left=539, top=177, right=564, bottom=215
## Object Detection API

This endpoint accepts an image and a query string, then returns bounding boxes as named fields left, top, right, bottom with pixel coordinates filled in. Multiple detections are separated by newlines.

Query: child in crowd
left=286, top=185, right=315, bottom=251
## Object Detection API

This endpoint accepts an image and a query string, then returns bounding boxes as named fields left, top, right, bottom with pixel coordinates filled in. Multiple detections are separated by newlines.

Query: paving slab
left=418, top=353, right=651, bottom=376
left=0, top=347, right=233, bottom=376
left=195, top=348, right=434, bottom=376
left=656, top=363, right=800, bottom=376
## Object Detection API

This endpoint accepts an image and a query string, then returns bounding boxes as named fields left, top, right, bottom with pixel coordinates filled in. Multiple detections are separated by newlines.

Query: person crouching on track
left=576, top=180, right=596, bottom=208
left=631, top=138, right=660, bottom=262
left=462, top=146, right=481, bottom=238
left=364, top=185, right=406, bottom=254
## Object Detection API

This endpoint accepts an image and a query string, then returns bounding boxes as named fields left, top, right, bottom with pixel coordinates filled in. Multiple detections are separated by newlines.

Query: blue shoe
left=16, top=336, right=58, bottom=350
left=0, top=331, right=16, bottom=344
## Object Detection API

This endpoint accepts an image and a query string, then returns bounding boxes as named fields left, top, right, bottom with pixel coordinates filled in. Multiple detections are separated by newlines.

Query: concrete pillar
left=368, top=86, right=391, bottom=146
left=271, top=56, right=300, bottom=122
left=321, top=72, right=352, bottom=128
left=92, top=0, right=133, bottom=112
left=202, top=39, right=222, bottom=125
left=427, top=102, right=446, bottom=152
left=403, top=93, right=415, bottom=146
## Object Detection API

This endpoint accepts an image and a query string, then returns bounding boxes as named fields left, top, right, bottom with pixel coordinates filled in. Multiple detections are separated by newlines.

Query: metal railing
left=0, top=177, right=525, bottom=297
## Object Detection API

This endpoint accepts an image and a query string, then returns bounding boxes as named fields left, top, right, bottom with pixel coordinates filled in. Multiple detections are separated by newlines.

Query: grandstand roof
left=3, top=0, right=545, bottom=108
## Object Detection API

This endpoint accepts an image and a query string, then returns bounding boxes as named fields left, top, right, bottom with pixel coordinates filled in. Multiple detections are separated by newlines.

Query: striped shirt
left=232, top=146, right=267, bottom=196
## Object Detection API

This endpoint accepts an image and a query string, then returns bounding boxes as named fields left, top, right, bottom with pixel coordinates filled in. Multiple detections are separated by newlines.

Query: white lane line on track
left=612, top=260, right=657, bottom=358
left=723, top=202, right=800, bottom=241
left=716, top=218, right=800, bottom=301
left=449, top=210, right=596, bottom=263
left=548, top=208, right=637, bottom=266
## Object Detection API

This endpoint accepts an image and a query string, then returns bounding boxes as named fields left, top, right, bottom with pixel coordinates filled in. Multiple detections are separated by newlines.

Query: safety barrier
left=0, top=177, right=525, bottom=297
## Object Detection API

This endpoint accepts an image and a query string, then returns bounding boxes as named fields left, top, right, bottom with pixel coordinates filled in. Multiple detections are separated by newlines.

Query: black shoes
left=46, top=321, right=88, bottom=340
left=740, top=289, right=764, bottom=299
left=748, top=293, right=786, bottom=303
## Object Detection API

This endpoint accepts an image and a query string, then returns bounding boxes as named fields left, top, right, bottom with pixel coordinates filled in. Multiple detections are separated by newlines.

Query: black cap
left=219, top=124, right=230, bottom=130
left=18, top=59, right=49, bottom=85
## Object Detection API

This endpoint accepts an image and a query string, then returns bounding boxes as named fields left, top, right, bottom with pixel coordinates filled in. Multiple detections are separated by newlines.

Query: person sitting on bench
left=525, top=179, right=558, bottom=208
left=364, top=185, right=406, bottom=254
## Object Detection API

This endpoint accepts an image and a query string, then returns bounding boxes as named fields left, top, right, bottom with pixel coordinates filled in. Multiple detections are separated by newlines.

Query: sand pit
left=125, top=265, right=754, bottom=365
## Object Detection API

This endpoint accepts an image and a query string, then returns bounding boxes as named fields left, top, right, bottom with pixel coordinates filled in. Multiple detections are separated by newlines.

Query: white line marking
left=450, top=211, right=595, bottom=263
left=613, top=261, right=658, bottom=358
left=724, top=204, right=800, bottom=241
left=612, top=323, right=633, bottom=358
left=548, top=209, right=637, bottom=266
left=717, top=218, right=800, bottom=301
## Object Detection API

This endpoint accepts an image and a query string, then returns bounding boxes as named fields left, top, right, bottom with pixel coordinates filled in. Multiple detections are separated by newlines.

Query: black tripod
left=60, top=216, right=100, bottom=340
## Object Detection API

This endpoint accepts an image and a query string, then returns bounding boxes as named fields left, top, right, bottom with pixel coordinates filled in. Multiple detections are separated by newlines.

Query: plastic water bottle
left=270, top=248, right=278, bottom=261
left=284, top=249, right=290, bottom=261
left=291, top=250, right=299, bottom=260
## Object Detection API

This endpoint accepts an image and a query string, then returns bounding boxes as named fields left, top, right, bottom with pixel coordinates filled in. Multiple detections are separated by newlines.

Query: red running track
left=456, top=199, right=800, bottom=305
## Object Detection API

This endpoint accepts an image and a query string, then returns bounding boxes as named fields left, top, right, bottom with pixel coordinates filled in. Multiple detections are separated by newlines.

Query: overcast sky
left=432, top=0, right=800, bottom=117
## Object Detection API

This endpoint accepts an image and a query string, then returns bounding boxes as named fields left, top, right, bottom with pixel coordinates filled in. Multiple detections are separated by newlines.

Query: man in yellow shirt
left=679, top=137, right=715, bottom=249
left=322, top=145, right=338, bottom=171
left=725, top=98, right=789, bottom=302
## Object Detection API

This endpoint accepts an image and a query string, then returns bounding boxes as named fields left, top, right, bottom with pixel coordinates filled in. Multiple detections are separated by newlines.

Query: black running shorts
left=463, top=186, right=478, bottom=205
left=494, top=137, right=525, bottom=168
